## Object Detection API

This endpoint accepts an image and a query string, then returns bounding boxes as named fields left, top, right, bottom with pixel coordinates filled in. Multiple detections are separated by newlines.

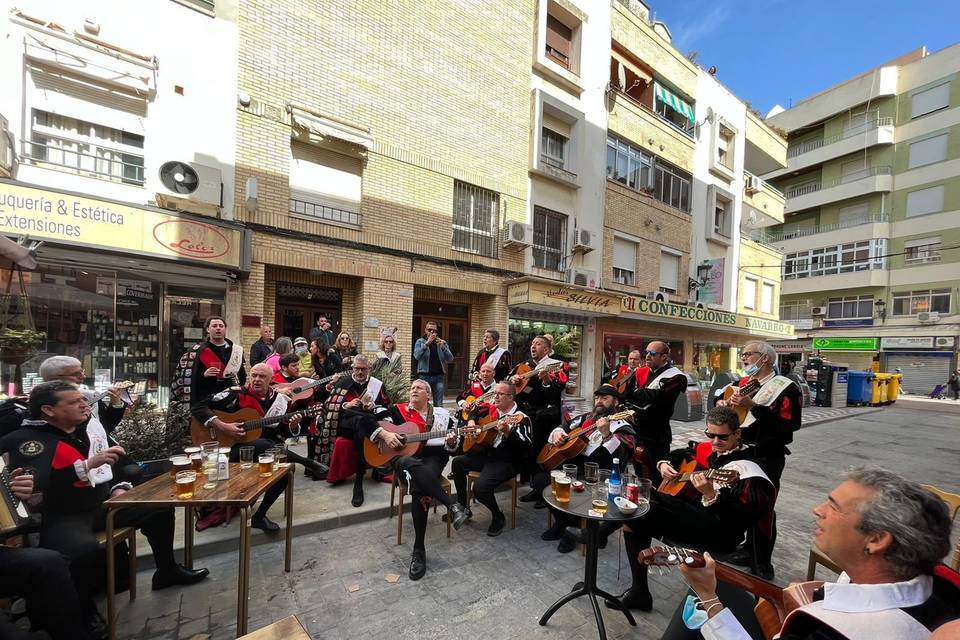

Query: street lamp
left=875, top=298, right=887, bottom=322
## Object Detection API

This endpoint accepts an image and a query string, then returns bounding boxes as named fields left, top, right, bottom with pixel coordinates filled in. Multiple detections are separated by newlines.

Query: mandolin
left=272, top=372, right=345, bottom=402
left=536, top=409, right=635, bottom=470
left=640, top=546, right=821, bottom=640
left=722, top=378, right=762, bottom=424
left=510, top=360, right=564, bottom=394
left=657, top=459, right=740, bottom=500
left=0, top=456, right=31, bottom=535
left=462, top=413, right=525, bottom=452
left=189, top=405, right=324, bottom=447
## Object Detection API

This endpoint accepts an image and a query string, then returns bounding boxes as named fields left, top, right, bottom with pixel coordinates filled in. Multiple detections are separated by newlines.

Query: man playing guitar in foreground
left=669, top=467, right=957, bottom=640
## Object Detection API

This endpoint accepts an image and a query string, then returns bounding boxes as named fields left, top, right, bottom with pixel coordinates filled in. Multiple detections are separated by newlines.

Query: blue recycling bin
left=846, top=371, right=874, bottom=406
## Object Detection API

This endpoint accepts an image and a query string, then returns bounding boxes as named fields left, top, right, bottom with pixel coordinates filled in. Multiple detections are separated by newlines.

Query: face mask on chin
left=295, top=346, right=307, bottom=354
left=681, top=594, right=709, bottom=630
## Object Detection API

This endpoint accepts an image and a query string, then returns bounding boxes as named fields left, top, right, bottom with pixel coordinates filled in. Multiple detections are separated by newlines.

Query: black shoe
left=442, top=505, right=472, bottom=524
left=519, top=490, right=540, bottom=503
left=409, top=549, right=426, bottom=581
left=604, top=586, right=652, bottom=612
left=563, top=526, right=608, bottom=550
left=533, top=499, right=548, bottom=509
left=557, top=532, right=578, bottom=554
left=753, top=563, right=775, bottom=581
left=447, top=504, right=470, bottom=530
left=304, top=460, right=329, bottom=481
left=352, top=485, right=364, bottom=508
left=251, top=514, right=280, bottom=533
left=152, top=564, right=210, bottom=590
left=541, top=524, right=565, bottom=541
left=487, top=513, right=506, bottom=537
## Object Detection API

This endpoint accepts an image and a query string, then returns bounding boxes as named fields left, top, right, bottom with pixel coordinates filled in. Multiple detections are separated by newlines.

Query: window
left=452, top=181, right=499, bottom=258
left=289, top=142, right=362, bottom=226
left=780, top=299, right=812, bottom=322
left=892, top=289, right=951, bottom=316
left=908, top=133, right=948, bottom=169
left=27, top=109, right=144, bottom=185
left=911, top=82, right=950, bottom=119
left=838, top=202, right=871, bottom=226
left=541, top=127, right=567, bottom=169
left=612, top=237, right=637, bottom=286
left=742, top=277, right=758, bottom=310
left=827, top=295, right=873, bottom=320
left=717, top=125, right=734, bottom=170
left=840, top=157, right=867, bottom=183
left=533, top=206, right=567, bottom=271
left=606, top=136, right=652, bottom=190
left=760, top=282, right=775, bottom=314
left=844, top=109, right=879, bottom=136
left=654, top=161, right=692, bottom=212
left=904, top=237, right=942, bottom=265
left=710, top=187, right=733, bottom=239
left=905, top=185, right=945, bottom=217
left=659, top=250, right=681, bottom=294
left=782, top=239, right=886, bottom=279
left=545, top=13, right=572, bottom=69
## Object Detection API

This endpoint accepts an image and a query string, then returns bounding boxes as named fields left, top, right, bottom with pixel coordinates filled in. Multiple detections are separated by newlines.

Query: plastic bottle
left=608, top=458, right=622, bottom=498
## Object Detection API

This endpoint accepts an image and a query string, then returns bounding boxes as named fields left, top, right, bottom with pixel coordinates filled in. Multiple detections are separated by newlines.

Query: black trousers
left=391, top=453, right=452, bottom=551
left=451, top=454, right=517, bottom=518
left=0, top=546, right=89, bottom=640
left=229, top=438, right=289, bottom=517
left=660, top=583, right=766, bottom=640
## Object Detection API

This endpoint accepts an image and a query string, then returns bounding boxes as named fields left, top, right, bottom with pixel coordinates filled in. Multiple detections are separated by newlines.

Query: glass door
left=162, top=295, right=223, bottom=406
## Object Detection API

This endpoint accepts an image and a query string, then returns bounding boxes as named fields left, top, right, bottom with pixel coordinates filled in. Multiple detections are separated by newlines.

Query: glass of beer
left=239, top=446, right=255, bottom=469
left=562, top=464, right=578, bottom=482
left=555, top=476, right=572, bottom=503
left=175, top=471, right=196, bottom=500
left=170, top=455, right=190, bottom=478
left=591, top=484, right=608, bottom=514
left=274, top=445, right=288, bottom=467
left=185, top=446, right=202, bottom=472
left=550, top=469, right=565, bottom=496
left=258, top=453, right=274, bottom=477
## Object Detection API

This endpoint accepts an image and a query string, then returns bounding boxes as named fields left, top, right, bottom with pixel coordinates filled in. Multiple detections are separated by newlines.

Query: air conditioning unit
left=646, top=291, right=667, bottom=303
left=567, top=267, right=599, bottom=290
left=745, top=174, right=763, bottom=194
left=571, top=228, right=595, bottom=253
left=155, top=161, right=223, bottom=214
left=0, top=114, right=13, bottom=177
left=917, top=311, right=940, bottom=323
left=811, top=306, right=827, bottom=316
left=503, top=220, right=533, bottom=247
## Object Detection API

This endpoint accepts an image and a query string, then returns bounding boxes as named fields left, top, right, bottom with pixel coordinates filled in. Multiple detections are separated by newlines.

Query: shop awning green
left=654, top=82, right=695, bottom=124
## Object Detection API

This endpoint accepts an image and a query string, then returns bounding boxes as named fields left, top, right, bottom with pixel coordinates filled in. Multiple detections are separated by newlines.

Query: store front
left=692, top=342, right=734, bottom=391
left=769, top=339, right=812, bottom=375
left=811, top=337, right=879, bottom=372
left=0, top=180, right=249, bottom=405
left=881, top=336, right=956, bottom=395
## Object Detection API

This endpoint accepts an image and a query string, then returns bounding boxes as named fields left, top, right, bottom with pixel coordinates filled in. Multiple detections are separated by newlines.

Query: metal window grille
left=289, top=198, right=361, bottom=226
left=533, top=206, right=566, bottom=271
left=452, top=181, right=499, bottom=258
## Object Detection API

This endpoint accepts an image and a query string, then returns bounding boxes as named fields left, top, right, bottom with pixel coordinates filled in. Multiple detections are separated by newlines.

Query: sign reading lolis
left=508, top=281, right=622, bottom=315
left=0, top=181, right=242, bottom=268
left=812, top=337, right=879, bottom=351
left=620, top=295, right=794, bottom=338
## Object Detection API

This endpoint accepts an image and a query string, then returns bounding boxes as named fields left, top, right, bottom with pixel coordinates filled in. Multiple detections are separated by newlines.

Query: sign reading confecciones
left=0, top=181, right=243, bottom=269
left=620, top=295, right=794, bottom=337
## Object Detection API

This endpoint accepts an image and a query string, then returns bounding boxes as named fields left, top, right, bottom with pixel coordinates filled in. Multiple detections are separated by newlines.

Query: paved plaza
left=112, top=404, right=959, bottom=639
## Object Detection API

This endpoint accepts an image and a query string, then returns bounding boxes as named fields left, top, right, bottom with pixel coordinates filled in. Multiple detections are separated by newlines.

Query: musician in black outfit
left=350, top=380, right=468, bottom=580
left=449, top=381, right=532, bottom=537
left=189, top=316, right=247, bottom=409
left=0, top=381, right=209, bottom=628
left=470, top=328, right=512, bottom=382
left=537, top=384, right=637, bottom=552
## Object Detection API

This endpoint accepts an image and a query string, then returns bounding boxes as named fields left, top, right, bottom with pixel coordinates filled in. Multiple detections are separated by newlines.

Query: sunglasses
left=644, top=350, right=664, bottom=356
left=703, top=430, right=734, bottom=441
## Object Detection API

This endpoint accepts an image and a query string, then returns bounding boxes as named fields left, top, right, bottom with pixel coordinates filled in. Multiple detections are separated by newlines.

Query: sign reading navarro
left=152, top=220, right=230, bottom=259
left=621, top=295, right=794, bottom=337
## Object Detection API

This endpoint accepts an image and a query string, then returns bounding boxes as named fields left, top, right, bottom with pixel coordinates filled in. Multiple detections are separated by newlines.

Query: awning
left=611, top=50, right=652, bottom=85
left=288, top=105, right=374, bottom=152
left=654, top=82, right=695, bottom=124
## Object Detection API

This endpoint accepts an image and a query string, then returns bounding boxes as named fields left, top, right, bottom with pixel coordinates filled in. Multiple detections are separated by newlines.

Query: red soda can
left=625, top=482, right=639, bottom=503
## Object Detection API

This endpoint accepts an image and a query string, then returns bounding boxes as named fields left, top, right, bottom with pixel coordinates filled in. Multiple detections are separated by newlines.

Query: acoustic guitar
left=511, top=360, right=564, bottom=394
left=640, top=546, right=821, bottom=640
left=460, top=388, right=496, bottom=421
left=190, top=405, right=323, bottom=447
left=608, top=367, right=637, bottom=395
left=657, top=459, right=740, bottom=500
left=364, top=421, right=469, bottom=467
left=272, top=372, right=345, bottom=402
left=462, top=413, right=525, bottom=453
left=721, top=378, right=762, bottom=424
left=536, top=409, right=635, bottom=471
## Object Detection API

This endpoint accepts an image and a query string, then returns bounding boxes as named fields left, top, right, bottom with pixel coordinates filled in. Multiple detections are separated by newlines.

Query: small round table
left=538, top=486, right=650, bottom=640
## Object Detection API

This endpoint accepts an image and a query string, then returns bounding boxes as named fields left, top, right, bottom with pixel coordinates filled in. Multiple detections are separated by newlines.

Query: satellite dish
left=617, top=61, right=627, bottom=90
left=747, top=211, right=759, bottom=227
left=159, top=161, right=200, bottom=194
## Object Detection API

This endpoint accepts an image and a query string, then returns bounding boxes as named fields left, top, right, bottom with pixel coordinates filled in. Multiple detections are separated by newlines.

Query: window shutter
left=911, top=83, right=950, bottom=118
left=546, top=15, right=572, bottom=59
left=613, top=238, right=636, bottom=270
left=908, top=133, right=948, bottom=168
left=659, top=252, right=680, bottom=291
left=906, top=185, right=944, bottom=217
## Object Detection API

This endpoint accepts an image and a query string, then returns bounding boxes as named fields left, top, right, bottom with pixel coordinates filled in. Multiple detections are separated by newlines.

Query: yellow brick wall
left=608, top=94, right=695, bottom=173
left=737, top=238, right=783, bottom=318
left=611, top=5, right=698, bottom=99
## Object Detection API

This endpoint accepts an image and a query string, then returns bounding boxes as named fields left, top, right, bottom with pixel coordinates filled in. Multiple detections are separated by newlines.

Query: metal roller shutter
left=820, top=351, right=876, bottom=372
left=885, top=352, right=952, bottom=395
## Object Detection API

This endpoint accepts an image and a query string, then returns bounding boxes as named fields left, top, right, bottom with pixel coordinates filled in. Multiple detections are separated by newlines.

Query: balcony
left=607, top=92, right=694, bottom=172
left=767, top=117, right=895, bottom=179
left=742, top=172, right=785, bottom=226
left=744, top=111, right=787, bottom=175
left=756, top=212, right=890, bottom=248
left=784, top=166, right=892, bottom=213
left=781, top=266, right=888, bottom=295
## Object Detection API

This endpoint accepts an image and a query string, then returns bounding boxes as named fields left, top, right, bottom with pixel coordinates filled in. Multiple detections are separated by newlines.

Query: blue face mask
left=295, top=346, right=307, bottom=354
left=743, top=356, right=766, bottom=377
left=682, top=594, right=709, bottom=630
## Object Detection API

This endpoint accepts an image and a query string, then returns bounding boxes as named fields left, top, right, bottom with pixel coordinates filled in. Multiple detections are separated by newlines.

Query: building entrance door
left=412, top=316, right=470, bottom=396
left=274, top=283, right=342, bottom=344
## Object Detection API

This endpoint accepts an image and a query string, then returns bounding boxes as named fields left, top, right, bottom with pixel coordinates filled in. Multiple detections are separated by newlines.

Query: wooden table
left=239, top=614, right=310, bottom=639
left=104, top=463, right=294, bottom=638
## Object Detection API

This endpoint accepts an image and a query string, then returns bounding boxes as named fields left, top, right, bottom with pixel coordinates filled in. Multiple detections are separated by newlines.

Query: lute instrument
left=510, top=360, right=564, bottom=394
left=536, top=409, right=635, bottom=470
left=722, top=378, right=762, bottom=424
left=640, top=546, right=821, bottom=640
left=190, top=405, right=323, bottom=447
left=83, top=380, right=136, bottom=406
left=272, top=372, right=345, bottom=402
left=462, top=413, right=525, bottom=453
left=657, top=459, right=740, bottom=500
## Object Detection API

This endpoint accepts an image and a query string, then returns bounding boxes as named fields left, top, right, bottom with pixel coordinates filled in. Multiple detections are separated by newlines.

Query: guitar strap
left=741, top=375, right=796, bottom=429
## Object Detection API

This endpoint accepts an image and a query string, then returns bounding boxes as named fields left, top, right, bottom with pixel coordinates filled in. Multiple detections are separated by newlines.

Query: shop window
left=508, top=318, right=582, bottom=391
left=693, top=343, right=732, bottom=391
left=288, top=142, right=362, bottom=227
left=827, top=295, right=872, bottom=320
left=602, top=333, right=684, bottom=379
left=892, top=289, right=951, bottom=316
left=452, top=180, right=499, bottom=258
left=26, top=109, right=145, bottom=185
left=533, top=206, right=567, bottom=271
left=612, top=237, right=637, bottom=286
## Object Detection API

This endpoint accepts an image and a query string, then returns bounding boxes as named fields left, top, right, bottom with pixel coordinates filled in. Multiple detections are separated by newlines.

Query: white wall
left=0, top=0, right=238, bottom=216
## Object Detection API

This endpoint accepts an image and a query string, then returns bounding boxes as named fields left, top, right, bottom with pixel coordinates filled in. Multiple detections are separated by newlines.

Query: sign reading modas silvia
left=0, top=180, right=243, bottom=269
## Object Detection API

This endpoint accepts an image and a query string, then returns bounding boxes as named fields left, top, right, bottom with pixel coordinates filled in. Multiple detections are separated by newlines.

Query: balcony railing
left=289, top=197, right=361, bottom=226
left=826, top=165, right=891, bottom=188
left=21, top=139, right=145, bottom=185
left=786, top=181, right=821, bottom=198
left=787, top=117, right=895, bottom=158
left=755, top=211, right=889, bottom=243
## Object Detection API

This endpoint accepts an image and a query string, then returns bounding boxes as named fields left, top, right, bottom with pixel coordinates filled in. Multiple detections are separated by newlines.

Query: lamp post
left=875, top=298, right=887, bottom=323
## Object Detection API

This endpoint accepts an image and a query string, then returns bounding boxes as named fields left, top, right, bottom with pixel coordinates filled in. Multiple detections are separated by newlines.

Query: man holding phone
left=413, top=321, right=455, bottom=407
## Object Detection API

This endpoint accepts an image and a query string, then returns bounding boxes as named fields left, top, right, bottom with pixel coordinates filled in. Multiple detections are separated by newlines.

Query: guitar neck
left=714, top=562, right=784, bottom=610
left=242, top=410, right=307, bottom=431
left=405, top=428, right=454, bottom=443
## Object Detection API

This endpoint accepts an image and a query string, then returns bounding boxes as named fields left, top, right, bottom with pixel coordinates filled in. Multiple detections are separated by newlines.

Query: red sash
left=396, top=403, right=428, bottom=432
left=634, top=366, right=652, bottom=388
left=198, top=346, right=228, bottom=371
left=237, top=389, right=270, bottom=416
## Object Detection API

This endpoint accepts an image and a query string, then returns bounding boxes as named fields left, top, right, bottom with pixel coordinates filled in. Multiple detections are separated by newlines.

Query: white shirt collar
left=822, top=573, right=933, bottom=613
left=756, top=371, right=776, bottom=385
left=500, top=402, right=519, bottom=416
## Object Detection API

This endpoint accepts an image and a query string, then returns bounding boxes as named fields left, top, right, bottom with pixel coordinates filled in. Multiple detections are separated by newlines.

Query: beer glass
left=170, top=455, right=190, bottom=478
left=175, top=471, right=196, bottom=500
left=258, top=454, right=274, bottom=477
left=185, top=446, right=202, bottom=472
left=555, top=476, right=572, bottom=503
left=239, top=446, right=255, bottom=469
left=550, top=469, right=565, bottom=496
left=591, top=483, right=608, bottom=514
left=562, top=464, right=578, bottom=482
left=274, top=445, right=288, bottom=467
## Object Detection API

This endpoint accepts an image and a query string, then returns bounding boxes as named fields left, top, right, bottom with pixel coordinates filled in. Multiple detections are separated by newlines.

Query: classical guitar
left=511, top=360, right=564, bottom=394
left=189, top=405, right=323, bottom=447
left=462, top=413, right=525, bottom=453
left=364, top=421, right=468, bottom=467
left=721, top=378, right=762, bottom=424
left=608, top=367, right=637, bottom=395
left=460, top=388, right=496, bottom=421
left=536, top=409, right=635, bottom=471
left=657, top=461, right=740, bottom=500
left=640, top=546, right=821, bottom=640
left=0, top=456, right=30, bottom=535
left=272, top=372, right=345, bottom=402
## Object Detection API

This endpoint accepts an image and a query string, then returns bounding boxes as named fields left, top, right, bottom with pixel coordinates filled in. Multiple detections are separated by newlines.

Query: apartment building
left=764, top=45, right=960, bottom=392
left=0, top=0, right=246, bottom=404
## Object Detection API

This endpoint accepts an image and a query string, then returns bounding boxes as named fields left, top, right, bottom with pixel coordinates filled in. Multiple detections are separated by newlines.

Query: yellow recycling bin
left=871, top=373, right=890, bottom=406
left=887, top=373, right=902, bottom=404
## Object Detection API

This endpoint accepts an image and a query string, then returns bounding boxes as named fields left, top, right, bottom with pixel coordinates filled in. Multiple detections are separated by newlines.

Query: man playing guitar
left=457, top=362, right=497, bottom=417
left=272, top=354, right=328, bottom=480
left=538, top=383, right=637, bottom=552
left=603, top=349, right=643, bottom=394
left=449, top=381, right=532, bottom=537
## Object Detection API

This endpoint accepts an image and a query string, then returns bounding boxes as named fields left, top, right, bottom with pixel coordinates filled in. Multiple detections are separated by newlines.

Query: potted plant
left=0, top=327, right=46, bottom=365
